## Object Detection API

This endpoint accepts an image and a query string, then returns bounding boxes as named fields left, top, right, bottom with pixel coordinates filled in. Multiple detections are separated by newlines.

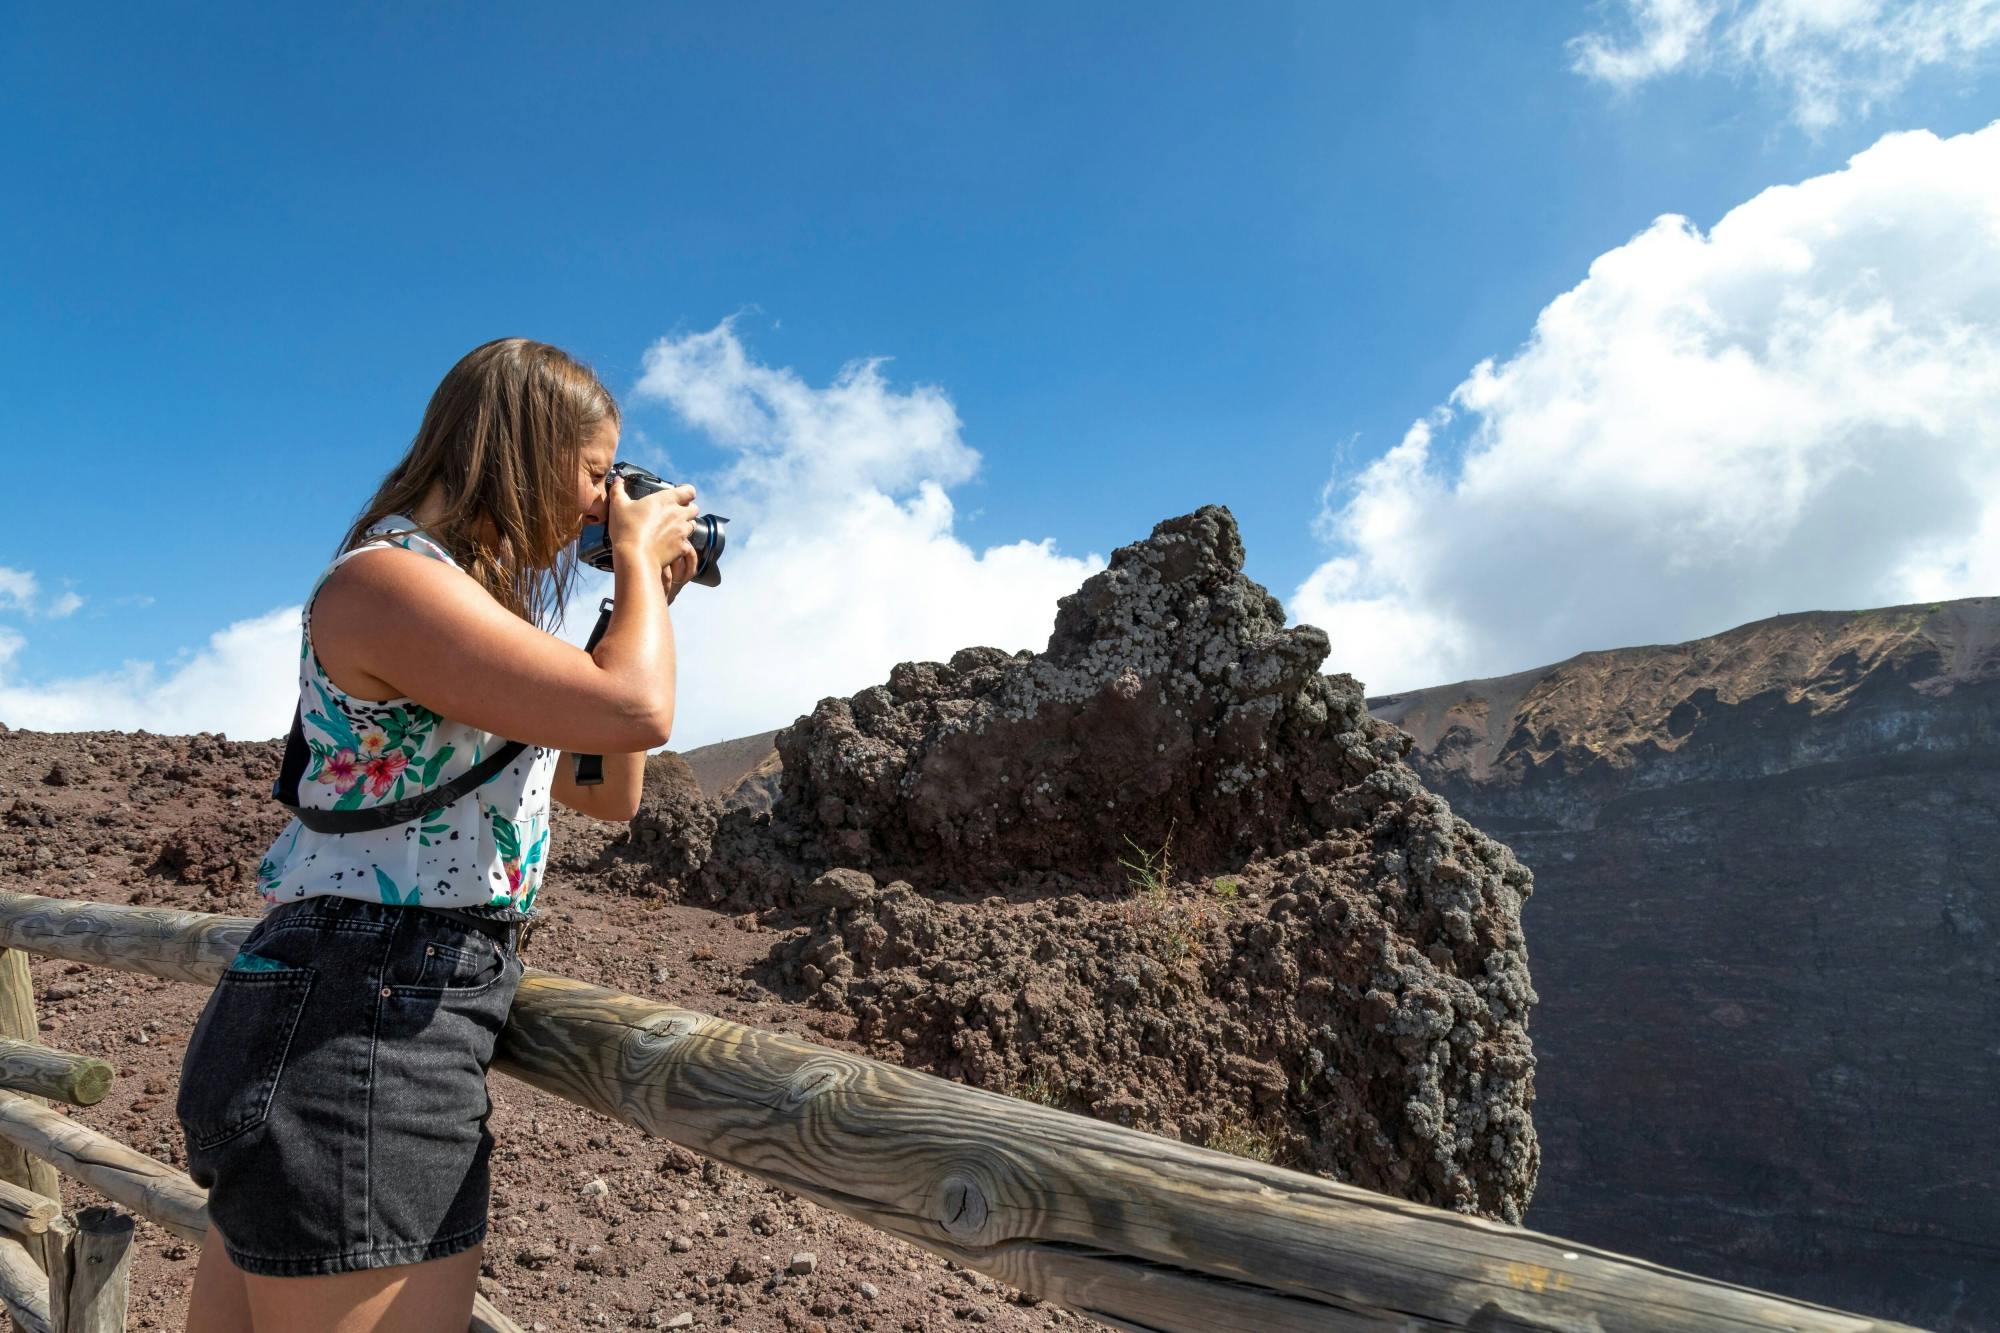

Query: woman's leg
left=184, top=1227, right=255, bottom=1333
left=236, top=1243, right=482, bottom=1333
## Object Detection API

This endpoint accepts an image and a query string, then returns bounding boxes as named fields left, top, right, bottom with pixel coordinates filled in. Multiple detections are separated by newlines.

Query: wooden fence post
left=0, top=950, right=62, bottom=1322
left=47, top=1207, right=130, bottom=1333
left=0, top=1234, right=49, bottom=1333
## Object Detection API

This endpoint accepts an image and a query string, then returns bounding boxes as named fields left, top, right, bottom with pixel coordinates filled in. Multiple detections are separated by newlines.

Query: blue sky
left=4, top=3, right=1998, bottom=747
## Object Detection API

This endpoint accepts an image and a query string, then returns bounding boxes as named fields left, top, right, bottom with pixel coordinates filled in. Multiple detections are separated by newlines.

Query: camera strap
left=272, top=702, right=527, bottom=834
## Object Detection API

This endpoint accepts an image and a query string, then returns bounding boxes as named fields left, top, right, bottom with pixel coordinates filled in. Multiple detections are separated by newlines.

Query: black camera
left=577, top=461, right=729, bottom=588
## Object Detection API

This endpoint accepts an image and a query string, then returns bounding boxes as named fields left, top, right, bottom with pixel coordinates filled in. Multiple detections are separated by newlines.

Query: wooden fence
left=0, top=889, right=1927, bottom=1333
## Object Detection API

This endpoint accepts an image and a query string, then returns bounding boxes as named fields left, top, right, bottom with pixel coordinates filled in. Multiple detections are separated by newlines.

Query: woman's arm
left=551, top=750, right=647, bottom=822
left=548, top=560, right=689, bottom=821
left=315, top=480, right=695, bottom=754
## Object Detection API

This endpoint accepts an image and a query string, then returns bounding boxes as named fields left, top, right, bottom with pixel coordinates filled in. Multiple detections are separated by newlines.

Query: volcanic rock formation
left=630, top=507, right=1542, bottom=1222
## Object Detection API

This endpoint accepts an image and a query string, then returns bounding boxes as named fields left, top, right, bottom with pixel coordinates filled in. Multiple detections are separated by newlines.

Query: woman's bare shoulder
left=311, top=547, right=483, bottom=696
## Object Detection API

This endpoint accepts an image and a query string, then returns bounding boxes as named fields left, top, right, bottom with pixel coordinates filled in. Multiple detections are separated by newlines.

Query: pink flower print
left=357, top=728, right=389, bottom=758
left=505, top=862, right=524, bottom=895
left=315, top=748, right=363, bottom=793
left=362, top=750, right=409, bottom=797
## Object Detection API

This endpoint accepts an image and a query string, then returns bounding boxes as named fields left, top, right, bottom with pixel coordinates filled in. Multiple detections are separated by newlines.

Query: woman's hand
left=664, top=545, right=699, bottom=604
left=607, top=476, right=700, bottom=590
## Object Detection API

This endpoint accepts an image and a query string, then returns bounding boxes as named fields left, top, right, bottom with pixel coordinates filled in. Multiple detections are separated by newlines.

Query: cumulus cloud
left=0, top=569, right=38, bottom=615
left=616, top=319, right=1103, bottom=748
left=0, top=567, right=87, bottom=620
left=1295, top=122, right=2000, bottom=697
left=0, top=605, right=301, bottom=739
left=1572, top=0, right=2000, bottom=129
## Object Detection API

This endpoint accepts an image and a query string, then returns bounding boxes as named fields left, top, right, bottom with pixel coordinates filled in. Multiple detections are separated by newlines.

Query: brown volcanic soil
left=0, top=727, right=1082, bottom=1332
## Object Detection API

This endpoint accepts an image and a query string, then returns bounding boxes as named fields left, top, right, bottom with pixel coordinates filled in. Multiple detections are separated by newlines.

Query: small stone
left=857, top=1281, right=880, bottom=1299
left=725, top=1257, right=756, bottom=1284
left=671, top=1235, right=695, bottom=1253
left=788, top=1251, right=817, bottom=1275
left=581, top=1177, right=609, bottom=1197
left=665, top=1315, right=695, bottom=1330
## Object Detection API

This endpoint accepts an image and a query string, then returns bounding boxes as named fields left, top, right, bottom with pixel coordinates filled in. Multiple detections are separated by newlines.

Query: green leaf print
left=525, top=827, right=548, bottom=868
left=491, top=810, right=521, bottom=863
left=374, top=867, right=421, bottom=906
left=420, top=744, right=455, bottom=786
left=307, top=680, right=364, bottom=753
left=302, top=737, right=332, bottom=781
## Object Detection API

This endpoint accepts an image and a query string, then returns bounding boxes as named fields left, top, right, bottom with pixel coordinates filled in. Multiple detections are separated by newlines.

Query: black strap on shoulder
left=271, top=702, right=527, bottom=834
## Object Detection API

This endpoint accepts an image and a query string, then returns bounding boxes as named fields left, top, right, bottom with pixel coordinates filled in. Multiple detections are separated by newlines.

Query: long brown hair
left=338, top=338, right=619, bottom=632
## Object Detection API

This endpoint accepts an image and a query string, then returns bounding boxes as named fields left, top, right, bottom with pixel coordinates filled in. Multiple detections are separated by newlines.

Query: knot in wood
left=935, top=1171, right=990, bottom=1241
left=780, top=1059, right=845, bottom=1112
left=626, top=1014, right=699, bottom=1062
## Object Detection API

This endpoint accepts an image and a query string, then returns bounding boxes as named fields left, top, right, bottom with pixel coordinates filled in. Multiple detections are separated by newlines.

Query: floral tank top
left=254, top=515, right=558, bottom=917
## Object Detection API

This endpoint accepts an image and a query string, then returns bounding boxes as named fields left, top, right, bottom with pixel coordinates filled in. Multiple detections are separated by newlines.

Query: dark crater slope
left=617, top=507, right=1541, bottom=1222
left=1371, top=598, right=2000, bottom=1332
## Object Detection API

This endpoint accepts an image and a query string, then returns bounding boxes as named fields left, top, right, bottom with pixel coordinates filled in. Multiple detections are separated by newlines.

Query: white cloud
left=0, top=569, right=37, bottom=614
left=0, top=567, right=87, bottom=620
left=1295, top=122, right=2000, bottom=697
left=1572, top=0, right=2000, bottom=129
left=1572, top=0, right=1723, bottom=87
left=615, top=318, right=1103, bottom=748
left=0, top=605, right=301, bottom=739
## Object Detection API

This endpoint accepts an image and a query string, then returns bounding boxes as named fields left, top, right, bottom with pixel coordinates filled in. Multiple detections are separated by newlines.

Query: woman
left=176, top=338, right=699, bottom=1332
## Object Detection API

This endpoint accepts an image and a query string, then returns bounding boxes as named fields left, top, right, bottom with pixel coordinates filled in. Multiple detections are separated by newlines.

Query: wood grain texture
left=0, top=1042, right=111, bottom=1109
left=47, top=1208, right=131, bottom=1333
left=0, top=1182, right=61, bottom=1239
left=0, top=953, right=61, bottom=1284
left=0, top=890, right=1925, bottom=1333
left=0, top=898, right=248, bottom=989
left=0, top=1093, right=206, bottom=1247
left=0, top=1234, right=49, bottom=1333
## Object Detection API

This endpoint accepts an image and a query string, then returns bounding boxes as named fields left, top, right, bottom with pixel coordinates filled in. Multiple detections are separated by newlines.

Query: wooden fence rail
left=0, top=889, right=1927, bottom=1333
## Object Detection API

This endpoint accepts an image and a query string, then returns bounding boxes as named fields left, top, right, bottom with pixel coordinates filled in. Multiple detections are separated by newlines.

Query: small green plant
left=1205, top=1120, right=1280, bottom=1163
left=1119, top=826, right=1195, bottom=959
left=1210, top=875, right=1240, bottom=904
left=1118, top=827, right=1176, bottom=903
left=1008, top=1074, right=1072, bottom=1110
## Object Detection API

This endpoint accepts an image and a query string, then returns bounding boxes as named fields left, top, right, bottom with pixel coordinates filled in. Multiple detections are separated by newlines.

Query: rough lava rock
left=743, top=506, right=1398, bottom=890
left=567, top=752, right=718, bottom=896
left=700, top=506, right=1541, bottom=1222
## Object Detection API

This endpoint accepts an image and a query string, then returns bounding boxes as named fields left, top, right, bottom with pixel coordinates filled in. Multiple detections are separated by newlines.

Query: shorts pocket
left=176, top=966, right=316, bottom=1151
left=400, top=935, right=507, bottom=995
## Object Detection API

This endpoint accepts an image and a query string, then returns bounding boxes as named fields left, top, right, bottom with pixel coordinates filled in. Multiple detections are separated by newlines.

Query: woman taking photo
left=175, top=337, right=700, bottom=1332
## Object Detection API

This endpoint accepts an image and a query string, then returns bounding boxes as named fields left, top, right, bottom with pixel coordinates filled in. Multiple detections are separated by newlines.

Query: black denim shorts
left=176, top=895, right=525, bottom=1277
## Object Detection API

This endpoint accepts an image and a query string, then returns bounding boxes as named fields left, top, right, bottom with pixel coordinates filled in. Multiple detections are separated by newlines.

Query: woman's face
left=572, top=418, right=620, bottom=539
